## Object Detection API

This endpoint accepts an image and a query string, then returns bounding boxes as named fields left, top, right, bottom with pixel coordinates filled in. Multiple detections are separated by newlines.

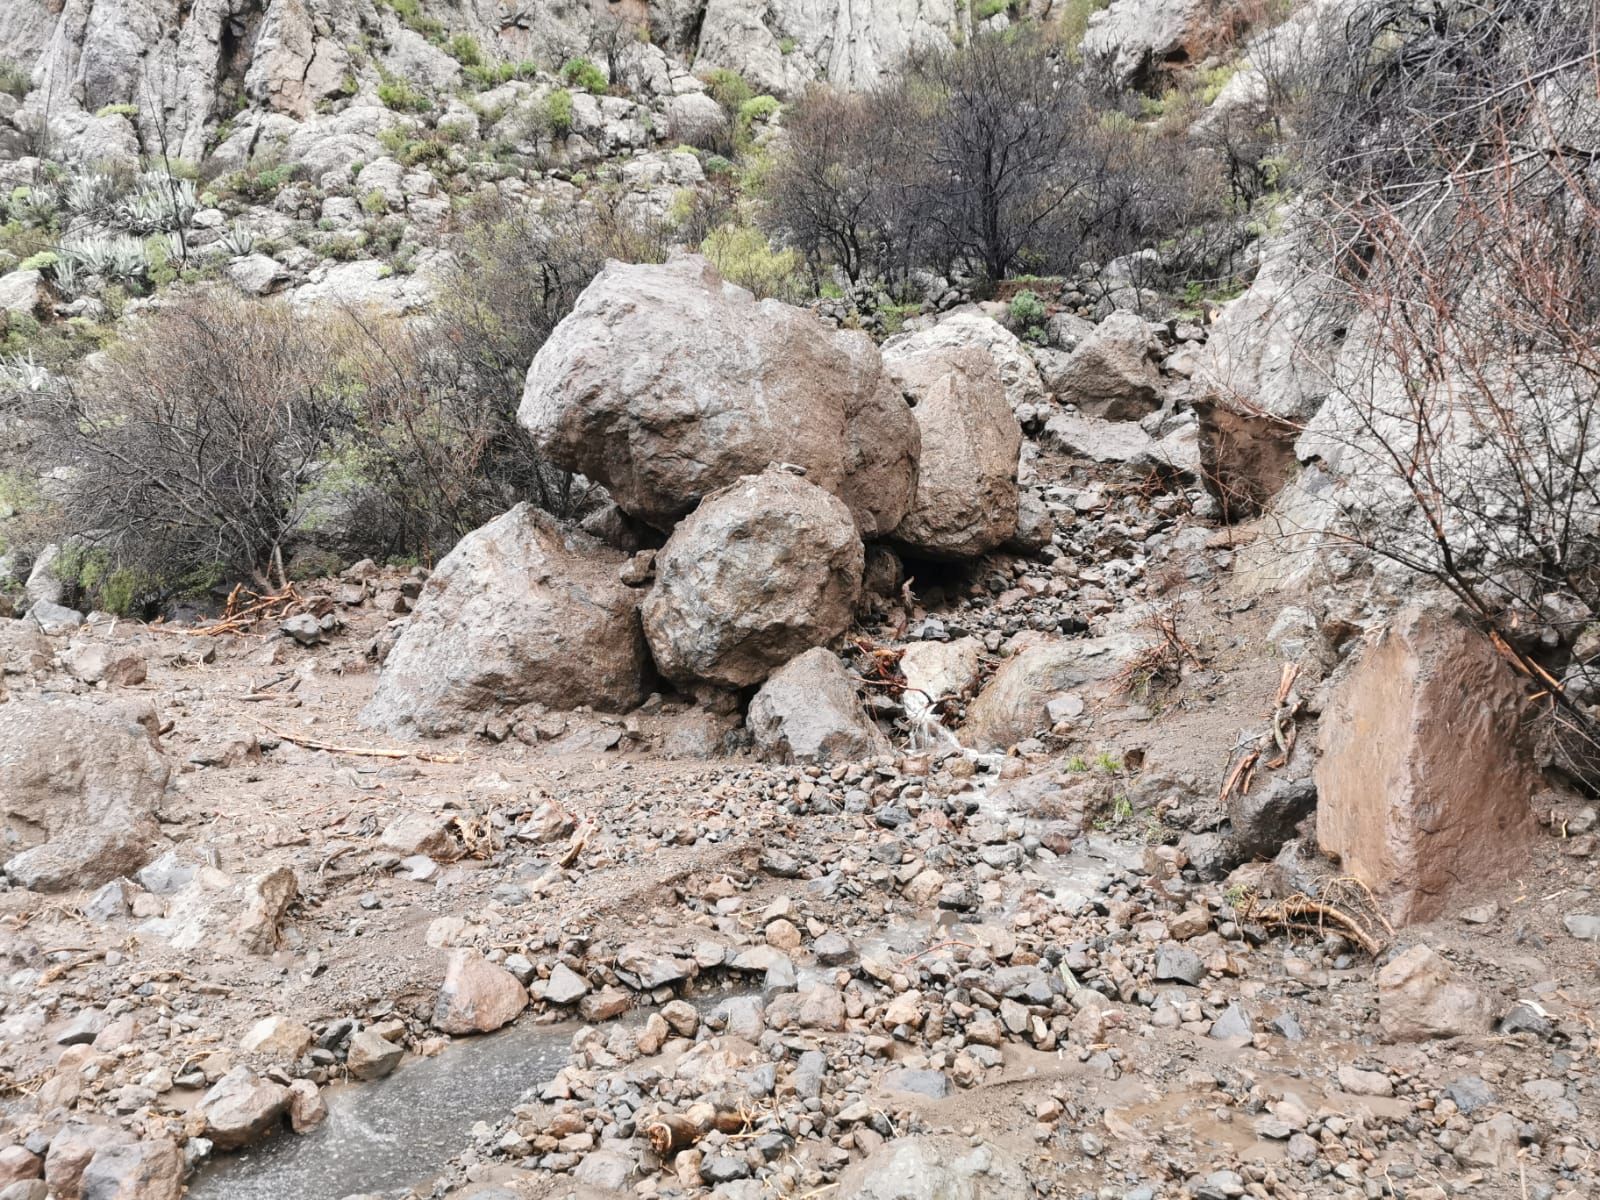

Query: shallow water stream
left=186, top=1018, right=574, bottom=1200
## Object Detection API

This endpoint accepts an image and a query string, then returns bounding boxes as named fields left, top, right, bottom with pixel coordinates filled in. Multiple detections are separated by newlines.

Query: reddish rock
left=1316, top=606, right=1536, bottom=925
left=431, top=950, right=528, bottom=1035
left=80, top=1138, right=183, bottom=1200
left=1378, top=945, right=1494, bottom=1042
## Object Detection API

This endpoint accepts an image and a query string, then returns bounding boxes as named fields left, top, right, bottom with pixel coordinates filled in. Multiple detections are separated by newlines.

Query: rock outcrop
left=883, top=344, right=1021, bottom=560
left=1316, top=605, right=1536, bottom=925
left=361, top=504, right=654, bottom=737
left=747, top=648, right=890, bottom=764
left=1, top=697, right=169, bottom=892
left=520, top=254, right=918, bottom=535
left=643, top=469, right=864, bottom=690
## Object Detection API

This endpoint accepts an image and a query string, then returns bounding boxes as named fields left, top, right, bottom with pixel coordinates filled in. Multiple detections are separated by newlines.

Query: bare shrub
left=46, top=296, right=349, bottom=590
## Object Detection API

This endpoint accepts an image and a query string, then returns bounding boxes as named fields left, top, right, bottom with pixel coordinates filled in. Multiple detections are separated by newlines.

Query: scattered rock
left=1377, top=945, right=1494, bottom=1042
left=198, top=1068, right=291, bottom=1149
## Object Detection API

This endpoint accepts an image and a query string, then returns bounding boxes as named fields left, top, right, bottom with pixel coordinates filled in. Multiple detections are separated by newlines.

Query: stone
left=882, top=342, right=1021, bottom=559
left=663, top=91, right=726, bottom=145
left=79, top=1138, right=183, bottom=1200
left=1565, top=913, right=1600, bottom=940
left=573, top=1150, right=632, bottom=1191
left=0, top=269, right=46, bottom=318
left=1444, top=1075, right=1496, bottom=1114
left=1337, top=1065, right=1393, bottom=1097
left=643, top=470, right=864, bottom=688
left=226, top=254, right=289, bottom=297
left=882, top=1069, right=950, bottom=1099
left=239, top=1015, right=313, bottom=1061
left=1082, top=0, right=1213, bottom=89
left=285, top=1080, right=327, bottom=1134
left=1227, top=769, right=1316, bottom=861
left=961, top=632, right=1134, bottom=751
left=1377, top=945, right=1494, bottom=1042
left=46, top=1125, right=134, bottom=1198
left=1051, top=310, right=1163, bottom=420
left=361, top=504, right=654, bottom=736
left=614, top=943, right=693, bottom=990
left=836, top=1136, right=1029, bottom=1199
left=1, top=697, right=169, bottom=892
left=198, top=1068, right=291, bottom=1149
left=60, top=644, right=147, bottom=686
left=431, top=950, right=528, bottom=1035
left=1316, top=605, right=1537, bottom=924
left=1154, top=946, right=1204, bottom=985
left=520, top=254, right=917, bottom=535
left=1210, top=1002, right=1253, bottom=1042
left=543, top=962, right=592, bottom=1005
left=235, top=867, right=299, bottom=954
left=748, top=648, right=890, bottom=764
left=345, top=1029, right=403, bottom=1081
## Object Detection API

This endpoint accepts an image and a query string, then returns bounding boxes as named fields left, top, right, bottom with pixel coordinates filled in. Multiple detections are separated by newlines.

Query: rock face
left=1, top=697, right=169, bottom=892
left=1378, top=945, right=1494, bottom=1042
left=883, top=343, right=1021, bottom=560
left=836, top=1136, right=1029, bottom=1199
left=1316, top=606, right=1536, bottom=925
left=520, top=255, right=918, bottom=536
left=1050, top=310, right=1163, bottom=420
left=643, top=470, right=865, bottom=689
left=432, top=950, right=529, bottom=1035
left=747, top=648, right=890, bottom=764
left=361, top=504, right=654, bottom=737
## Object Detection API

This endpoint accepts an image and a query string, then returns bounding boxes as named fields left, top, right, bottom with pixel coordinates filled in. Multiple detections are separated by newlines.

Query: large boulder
left=883, top=310, right=1047, bottom=415
left=1316, top=605, right=1536, bottom=925
left=432, top=950, right=528, bottom=1035
left=643, top=469, right=864, bottom=689
left=961, top=632, right=1137, bottom=752
left=1049, top=310, right=1163, bottom=420
left=520, top=254, right=918, bottom=535
left=883, top=344, right=1021, bottom=560
left=747, top=648, right=890, bottom=764
left=80, top=1137, right=184, bottom=1200
left=836, top=1136, right=1029, bottom=1199
left=1, top=697, right=168, bottom=892
left=361, top=504, right=654, bottom=737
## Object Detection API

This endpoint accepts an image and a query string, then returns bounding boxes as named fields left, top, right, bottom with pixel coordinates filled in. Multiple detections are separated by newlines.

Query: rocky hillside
left=2, top=1, right=1599, bottom=1200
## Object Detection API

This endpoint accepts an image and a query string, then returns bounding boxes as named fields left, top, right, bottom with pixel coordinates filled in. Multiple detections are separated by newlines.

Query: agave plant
left=58, top=234, right=150, bottom=285
left=0, top=350, right=57, bottom=396
left=218, top=224, right=256, bottom=257
left=115, top=173, right=198, bottom=233
left=9, top=182, right=61, bottom=227
left=49, top=252, right=82, bottom=297
left=63, top=171, right=124, bottom=222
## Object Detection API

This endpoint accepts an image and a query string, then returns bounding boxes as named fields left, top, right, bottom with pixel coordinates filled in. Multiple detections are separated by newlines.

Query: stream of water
left=186, top=1017, right=574, bottom=1200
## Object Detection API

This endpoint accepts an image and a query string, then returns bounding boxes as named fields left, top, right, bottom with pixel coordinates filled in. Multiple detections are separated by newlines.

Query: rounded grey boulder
left=643, top=469, right=864, bottom=689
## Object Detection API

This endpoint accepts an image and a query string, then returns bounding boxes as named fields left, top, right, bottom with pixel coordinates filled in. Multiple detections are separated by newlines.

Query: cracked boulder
left=747, top=647, right=890, bottom=765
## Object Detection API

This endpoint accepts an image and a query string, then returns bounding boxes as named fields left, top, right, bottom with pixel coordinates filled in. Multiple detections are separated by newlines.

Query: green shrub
left=0, top=60, right=29, bottom=100
left=1008, top=288, right=1046, bottom=331
left=361, top=188, right=389, bottom=216
left=1059, top=0, right=1111, bottom=51
left=446, top=33, right=483, bottom=67
left=560, top=57, right=608, bottom=93
left=377, top=0, right=443, bottom=41
left=778, top=37, right=797, bottom=55
left=94, top=103, right=139, bottom=119
left=976, top=0, right=1013, bottom=18
left=18, top=250, right=58, bottom=272
left=701, top=222, right=805, bottom=303
left=322, top=233, right=366, bottom=260
left=377, top=69, right=432, bottom=112
left=738, top=95, right=781, bottom=126
left=704, top=68, right=753, bottom=114
left=546, top=88, right=574, bottom=136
